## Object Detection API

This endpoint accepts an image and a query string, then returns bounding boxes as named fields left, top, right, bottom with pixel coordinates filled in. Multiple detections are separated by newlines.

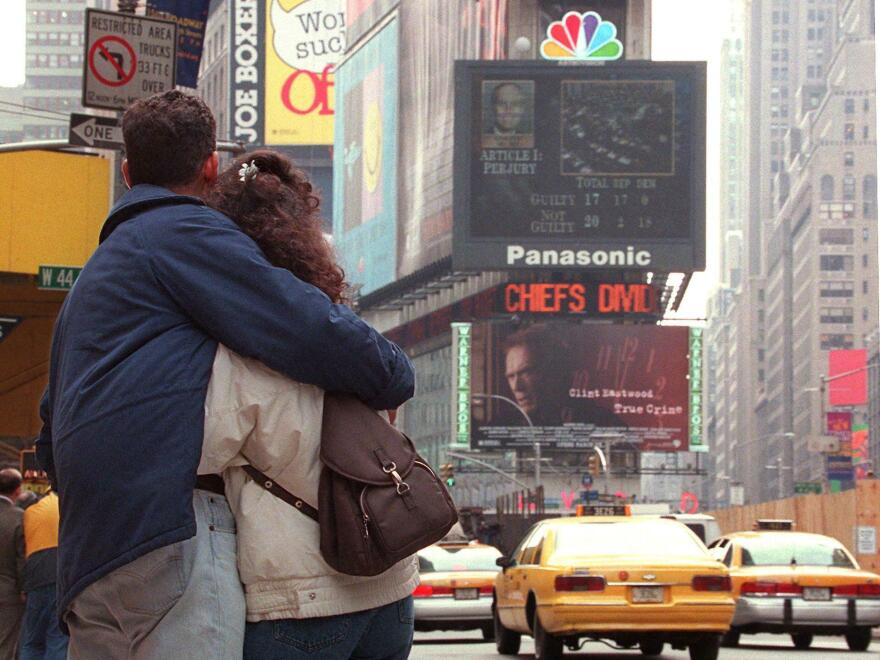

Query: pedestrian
left=200, top=149, right=418, bottom=660
left=36, top=91, right=414, bottom=658
left=19, top=490, right=67, bottom=660
left=0, top=468, right=24, bottom=660
left=14, top=493, right=38, bottom=512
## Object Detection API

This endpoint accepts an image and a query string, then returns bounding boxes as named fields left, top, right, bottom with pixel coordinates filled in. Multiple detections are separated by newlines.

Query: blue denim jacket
left=37, top=185, right=414, bottom=619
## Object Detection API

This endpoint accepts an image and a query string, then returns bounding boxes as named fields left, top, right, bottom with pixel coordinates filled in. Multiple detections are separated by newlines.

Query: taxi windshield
left=418, top=547, right=502, bottom=573
left=740, top=536, right=855, bottom=568
left=552, top=521, right=708, bottom=560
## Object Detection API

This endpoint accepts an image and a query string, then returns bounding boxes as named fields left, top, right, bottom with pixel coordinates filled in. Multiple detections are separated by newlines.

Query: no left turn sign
left=83, top=9, right=176, bottom=111
left=88, top=35, right=137, bottom=87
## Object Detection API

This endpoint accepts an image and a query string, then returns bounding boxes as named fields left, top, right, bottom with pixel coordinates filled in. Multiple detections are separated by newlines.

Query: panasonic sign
left=452, top=61, right=707, bottom=273
left=506, top=245, right=652, bottom=267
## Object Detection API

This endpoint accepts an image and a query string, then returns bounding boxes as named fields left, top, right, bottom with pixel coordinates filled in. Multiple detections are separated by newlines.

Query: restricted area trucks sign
left=83, top=9, right=177, bottom=111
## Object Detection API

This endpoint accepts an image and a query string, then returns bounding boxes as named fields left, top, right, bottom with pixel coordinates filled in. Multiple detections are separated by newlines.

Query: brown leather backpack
left=243, top=393, right=458, bottom=576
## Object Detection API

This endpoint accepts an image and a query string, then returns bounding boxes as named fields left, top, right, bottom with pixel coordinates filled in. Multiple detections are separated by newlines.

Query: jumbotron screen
left=453, top=61, right=706, bottom=272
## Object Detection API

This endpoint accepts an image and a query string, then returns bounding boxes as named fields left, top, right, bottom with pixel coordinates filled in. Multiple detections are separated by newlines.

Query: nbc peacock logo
left=540, top=11, right=624, bottom=61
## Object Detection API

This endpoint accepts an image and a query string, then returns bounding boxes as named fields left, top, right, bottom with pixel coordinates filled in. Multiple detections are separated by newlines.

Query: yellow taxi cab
left=413, top=539, right=503, bottom=640
left=493, top=505, right=735, bottom=660
left=708, top=519, right=880, bottom=651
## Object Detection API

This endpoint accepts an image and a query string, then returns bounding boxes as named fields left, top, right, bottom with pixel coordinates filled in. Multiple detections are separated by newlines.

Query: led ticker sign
left=500, top=281, right=660, bottom=317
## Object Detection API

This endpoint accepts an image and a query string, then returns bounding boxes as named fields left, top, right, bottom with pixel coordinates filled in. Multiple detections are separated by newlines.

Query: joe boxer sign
left=497, top=281, right=661, bottom=318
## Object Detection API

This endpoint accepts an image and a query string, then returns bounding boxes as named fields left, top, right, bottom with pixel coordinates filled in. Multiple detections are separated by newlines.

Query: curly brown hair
left=207, top=150, right=348, bottom=303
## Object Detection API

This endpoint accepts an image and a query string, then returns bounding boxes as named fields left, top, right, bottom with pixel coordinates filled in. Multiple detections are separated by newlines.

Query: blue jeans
left=19, top=583, right=68, bottom=660
left=243, top=596, right=414, bottom=659
left=65, top=490, right=245, bottom=659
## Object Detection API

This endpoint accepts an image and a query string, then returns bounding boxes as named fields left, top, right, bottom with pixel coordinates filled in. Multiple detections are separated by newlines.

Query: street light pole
left=470, top=393, right=540, bottom=488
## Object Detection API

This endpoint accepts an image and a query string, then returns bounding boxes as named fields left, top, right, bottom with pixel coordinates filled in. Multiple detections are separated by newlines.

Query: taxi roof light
left=754, top=519, right=795, bottom=531
left=575, top=504, right=631, bottom=517
left=554, top=575, right=606, bottom=592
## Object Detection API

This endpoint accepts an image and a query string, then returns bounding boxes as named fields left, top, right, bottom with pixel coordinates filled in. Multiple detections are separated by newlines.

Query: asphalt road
left=411, top=630, right=878, bottom=659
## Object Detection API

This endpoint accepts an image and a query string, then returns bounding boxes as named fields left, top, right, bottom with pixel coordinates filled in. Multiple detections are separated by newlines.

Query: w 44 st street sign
left=38, top=265, right=82, bottom=292
left=68, top=113, right=123, bottom=150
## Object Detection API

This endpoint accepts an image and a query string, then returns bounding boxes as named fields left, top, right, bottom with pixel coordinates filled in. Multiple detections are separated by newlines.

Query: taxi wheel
left=687, top=635, right=721, bottom=660
left=845, top=627, right=872, bottom=651
left=493, top=605, right=521, bottom=655
left=721, top=630, right=740, bottom=647
left=791, top=633, right=813, bottom=649
left=533, top=610, right=563, bottom=660
left=639, top=639, right=664, bottom=656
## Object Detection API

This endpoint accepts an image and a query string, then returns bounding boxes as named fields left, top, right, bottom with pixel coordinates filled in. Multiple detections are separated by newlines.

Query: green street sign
left=38, top=265, right=82, bottom=292
left=794, top=481, right=823, bottom=495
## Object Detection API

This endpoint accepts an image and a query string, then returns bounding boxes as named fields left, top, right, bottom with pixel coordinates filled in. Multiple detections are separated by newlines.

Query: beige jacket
left=198, top=344, right=418, bottom=621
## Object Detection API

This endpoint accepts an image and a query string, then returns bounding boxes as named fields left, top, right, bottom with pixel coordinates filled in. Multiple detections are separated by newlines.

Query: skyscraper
left=23, top=0, right=112, bottom=141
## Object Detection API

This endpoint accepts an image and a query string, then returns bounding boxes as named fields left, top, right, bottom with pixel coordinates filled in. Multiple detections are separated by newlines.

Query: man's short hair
left=0, top=469, right=22, bottom=497
left=122, top=90, right=216, bottom=188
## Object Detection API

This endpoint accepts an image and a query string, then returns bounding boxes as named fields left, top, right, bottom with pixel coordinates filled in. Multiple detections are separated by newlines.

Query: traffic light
left=587, top=454, right=600, bottom=477
left=441, top=463, right=455, bottom=487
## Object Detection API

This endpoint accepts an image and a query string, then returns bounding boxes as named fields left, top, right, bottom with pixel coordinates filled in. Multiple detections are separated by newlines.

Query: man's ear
left=203, top=151, right=220, bottom=186
left=121, top=158, right=132, bottom=189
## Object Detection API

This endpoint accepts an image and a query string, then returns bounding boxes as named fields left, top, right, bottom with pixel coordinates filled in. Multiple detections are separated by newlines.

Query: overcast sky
left=0, top=0, right=725, bottom=317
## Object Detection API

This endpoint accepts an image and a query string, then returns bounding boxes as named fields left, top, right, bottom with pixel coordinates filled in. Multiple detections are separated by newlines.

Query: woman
left=198, top=150, right=418, bottom=659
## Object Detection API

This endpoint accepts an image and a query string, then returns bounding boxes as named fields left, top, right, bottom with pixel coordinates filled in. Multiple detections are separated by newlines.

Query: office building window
left=845, top=152, right=854, bottom=167
left=843, top=175, right=856, bottom=200
left=864, top=126, right=871, bottom=140
left=845, top=124, right=855, bottom=140
left=863, top=254, right=869, bottom=267
left=820, top=308, right=854, bottom=324
left=821, top=174, right=834, bottom=200
left=845, top=98, right=856, bottom=114
left=819, top=228, right=853, bottom=245
left=820, top=281, right=854, bottom=297
left=820, top=255, right=853, bottom=271
left=821, top=334, right=854, bottom=350
left=865, top=176, right=877, bottom=217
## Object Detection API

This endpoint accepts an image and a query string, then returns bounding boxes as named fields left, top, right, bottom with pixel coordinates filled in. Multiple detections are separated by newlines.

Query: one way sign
left=68, top=113, right=123, bottom=150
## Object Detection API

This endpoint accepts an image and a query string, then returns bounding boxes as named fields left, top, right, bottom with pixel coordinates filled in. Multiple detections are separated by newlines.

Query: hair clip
left=238, top=160, right=259, bottom=182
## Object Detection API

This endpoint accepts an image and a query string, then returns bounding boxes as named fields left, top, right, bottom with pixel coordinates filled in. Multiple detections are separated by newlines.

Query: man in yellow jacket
left=20, top=492, right=67, bottom=659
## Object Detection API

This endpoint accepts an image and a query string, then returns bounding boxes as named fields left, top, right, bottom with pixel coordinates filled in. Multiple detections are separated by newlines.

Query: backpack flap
left=320, top=393, right=416, bottom=484
left=360, top=460, right=458, bottom=557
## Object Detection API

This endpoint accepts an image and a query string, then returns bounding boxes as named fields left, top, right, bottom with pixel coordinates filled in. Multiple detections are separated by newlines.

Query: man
left=37, top=91, right=413, bottom=657
left=490, top=81, right=529, bottom=136
left=0, top=468, right=23, bottom=660
left=497, top=325, right=624, bottom=428
left=19, top=491, right=67, bottom=660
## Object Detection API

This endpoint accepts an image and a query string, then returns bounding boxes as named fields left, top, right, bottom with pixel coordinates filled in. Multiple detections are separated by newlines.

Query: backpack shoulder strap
left=240, top=465, right=319, bottom=523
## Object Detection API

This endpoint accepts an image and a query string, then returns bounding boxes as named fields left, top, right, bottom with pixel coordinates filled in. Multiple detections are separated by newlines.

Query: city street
left=411, top=631, right=877, bottom=659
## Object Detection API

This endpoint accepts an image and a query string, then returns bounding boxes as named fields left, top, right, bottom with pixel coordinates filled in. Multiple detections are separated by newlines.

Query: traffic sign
left=0, top=317, right=21, bottom=344
left=83, top=9, right=177, bottom=111
left=794, top=481, right=823, bottom=495
left=38, top=266, right=82, bottom=292
left=68, top=113, right=123, bottom=150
